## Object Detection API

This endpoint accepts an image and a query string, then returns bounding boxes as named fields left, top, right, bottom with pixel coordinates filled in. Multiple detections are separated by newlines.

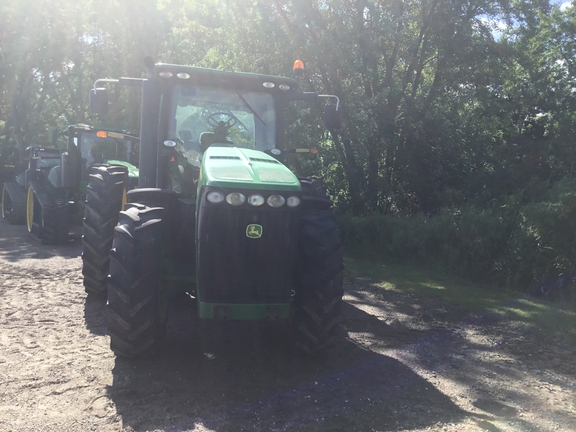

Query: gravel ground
left=0, top=218, right=575, bottom=431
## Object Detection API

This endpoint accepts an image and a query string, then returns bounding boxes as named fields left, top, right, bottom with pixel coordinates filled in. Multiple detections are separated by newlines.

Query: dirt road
left=0, top=219, right=575, bottom=431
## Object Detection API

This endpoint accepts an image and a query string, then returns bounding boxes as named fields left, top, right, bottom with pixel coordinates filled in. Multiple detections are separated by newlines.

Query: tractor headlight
left=286, top=196, right=301, bottom=208
left=267, top=194, right=286, bottom=208
left=248, top=194, right=265, bottom=206
left=207, top=191, right=224, bottom=204
left=226, top=192, right=246, bottom=206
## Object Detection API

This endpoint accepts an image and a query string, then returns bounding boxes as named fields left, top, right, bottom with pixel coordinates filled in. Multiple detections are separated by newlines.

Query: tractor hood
left=105, top=160, right=139, bottom=178
left=200, top=146, right=301, bottom=192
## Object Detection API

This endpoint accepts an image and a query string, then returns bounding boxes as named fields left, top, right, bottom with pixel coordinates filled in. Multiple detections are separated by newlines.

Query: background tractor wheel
left=107, top=205, right=169, bottom=358
left=82, top=164, right=128, bottom=296
left=292, top=178, right=344, bottom=353
left=26, top=181, right=69, bottom=244
left=2, top=182, right=26, bottom=224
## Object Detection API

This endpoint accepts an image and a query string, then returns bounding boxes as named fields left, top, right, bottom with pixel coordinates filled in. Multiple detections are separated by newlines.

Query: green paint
left=198, top=301, right=291, bottom=320
left=105, top=160, right=139, bottom=178
left=200, top=146, right=301, bottom=192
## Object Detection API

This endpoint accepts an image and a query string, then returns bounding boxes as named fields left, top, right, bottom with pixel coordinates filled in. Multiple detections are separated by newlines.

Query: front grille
left=197, top=201, right=300, bottom=304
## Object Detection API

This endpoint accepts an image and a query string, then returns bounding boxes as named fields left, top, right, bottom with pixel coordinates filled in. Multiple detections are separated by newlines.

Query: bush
left=339, top=177, right=576, bottom=300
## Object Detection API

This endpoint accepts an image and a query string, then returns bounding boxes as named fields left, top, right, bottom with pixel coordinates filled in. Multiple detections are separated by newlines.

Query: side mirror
left=323, top=103, right=342, bottom=130
left=89, top=88, right=109, bottom=115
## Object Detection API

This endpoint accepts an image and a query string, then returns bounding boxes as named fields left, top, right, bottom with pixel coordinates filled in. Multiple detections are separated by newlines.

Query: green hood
left=105, top=160, right=139, bottom=178
left=200, top=146, right=301, bottom=192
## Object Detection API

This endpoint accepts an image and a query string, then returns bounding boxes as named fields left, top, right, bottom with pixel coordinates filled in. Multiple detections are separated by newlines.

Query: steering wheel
left=207, top=112, right=238, bottom=128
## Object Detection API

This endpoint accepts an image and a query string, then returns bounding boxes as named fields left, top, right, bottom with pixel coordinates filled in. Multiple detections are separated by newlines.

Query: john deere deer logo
left=246, top=224, right=263, bottom=239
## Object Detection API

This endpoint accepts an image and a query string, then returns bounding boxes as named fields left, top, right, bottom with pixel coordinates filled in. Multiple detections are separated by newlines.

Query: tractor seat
left=199, top=132, right=233, bottom=153
left=199, top=132, right=216, bottom=153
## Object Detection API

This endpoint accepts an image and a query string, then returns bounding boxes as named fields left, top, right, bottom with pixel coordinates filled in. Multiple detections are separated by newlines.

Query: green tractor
left=23, top=125, right=139, bottom=244
left=2, top=147, right=63, bottom=226
left=88, top=57, right=344, bottom=357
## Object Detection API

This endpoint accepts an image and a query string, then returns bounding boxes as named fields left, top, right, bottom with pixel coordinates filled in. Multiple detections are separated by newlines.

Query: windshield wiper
left=236, top=93, right=266, bottom=126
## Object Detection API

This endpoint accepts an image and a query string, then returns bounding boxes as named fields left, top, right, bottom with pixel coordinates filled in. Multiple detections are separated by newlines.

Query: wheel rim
left=121, top=188, right=127, bottom=211
left=1, top=185, right=7, bottom=219
left=26, top=186, right=34, bottom=233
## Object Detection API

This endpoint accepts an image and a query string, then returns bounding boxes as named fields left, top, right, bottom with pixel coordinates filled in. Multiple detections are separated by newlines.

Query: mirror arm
left=318, top=95, right=340, bottom=110
left=92, top=78, right=119, bottom=91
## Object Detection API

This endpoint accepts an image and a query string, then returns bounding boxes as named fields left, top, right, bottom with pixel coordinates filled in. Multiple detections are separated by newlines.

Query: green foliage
left=340, top=177, right=576, bottom=300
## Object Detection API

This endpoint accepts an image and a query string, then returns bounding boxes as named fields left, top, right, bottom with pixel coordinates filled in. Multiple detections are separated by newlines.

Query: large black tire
left=292, top=178, right=344, bottom=353
left=107, top=205, right=169, bottom=358
left=26, top=181, right=69, bottom=244
left=2, top=181, right=26, bottom=224
left=82, top=165, right=128, bottom=296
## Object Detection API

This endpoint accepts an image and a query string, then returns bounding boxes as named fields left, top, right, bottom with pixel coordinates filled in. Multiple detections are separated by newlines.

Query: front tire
left=292, top=178, right=344, bottom=353
left=26, top=181, right=69, bottom=244
left=107, top=205, right=169, bottom=358
left=2, top=181, right=26, bottom=224
left=82, top=165, right=128, bottom=296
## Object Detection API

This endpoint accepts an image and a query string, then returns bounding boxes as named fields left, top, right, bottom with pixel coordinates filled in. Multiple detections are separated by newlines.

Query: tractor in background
left=2, top=147, right=63, bottom=226
left=21, top=124, right=139, bottom=244
left=89, top=57, right=344, bottom=356
left=1, top=124, right=140, bottom=296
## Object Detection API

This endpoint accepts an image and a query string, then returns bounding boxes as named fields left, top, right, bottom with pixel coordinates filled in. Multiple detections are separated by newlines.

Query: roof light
left=159, top=71, right=173, bottom=78
left=96, top=131, right=108, bottom=138
left=279, top=84, right=290, bottom=91
left=263, top=82, right=275, bottom=88
left=177, top=72, right=190, bottom=79
left=293, top=60, right=305, bottom=76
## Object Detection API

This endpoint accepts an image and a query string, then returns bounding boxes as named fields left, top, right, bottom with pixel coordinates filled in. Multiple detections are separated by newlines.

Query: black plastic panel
left=197, top=194, right=300, bottom=304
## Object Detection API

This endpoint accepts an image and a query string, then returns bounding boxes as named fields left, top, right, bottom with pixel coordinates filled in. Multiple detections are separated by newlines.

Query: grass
left=345, top=256, right=576, bottom=343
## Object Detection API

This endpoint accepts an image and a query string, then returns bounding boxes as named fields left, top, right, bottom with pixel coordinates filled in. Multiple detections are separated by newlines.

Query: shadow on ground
left=0, top=219, right=82, bottom=262
left=105, top=294, right=477, bottom=432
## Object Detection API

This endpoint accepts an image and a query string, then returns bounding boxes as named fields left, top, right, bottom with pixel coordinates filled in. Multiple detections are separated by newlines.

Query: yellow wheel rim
left=26, top=186, right=34, bottom=233
left=1, top=184, right=6, bottom=219
left=121, top=188, right=127, bottom=211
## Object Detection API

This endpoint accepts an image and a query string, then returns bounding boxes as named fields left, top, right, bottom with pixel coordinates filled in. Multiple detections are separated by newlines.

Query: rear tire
left=26, top=181, right=69, bottom=244
left=292, top=178, right=344, bottom=353
left=82, top=165, right=128, bottom=296
left=2, top=181, right=26, bottom=224
left=107, top=205, right=169, bottom=358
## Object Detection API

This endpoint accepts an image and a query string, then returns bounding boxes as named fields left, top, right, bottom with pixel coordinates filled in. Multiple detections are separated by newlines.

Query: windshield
left=36, top=157, right=61, bottom=170
left=79, top=133, right=136, bottom=167
left=170, top=85, right=277, bottom=157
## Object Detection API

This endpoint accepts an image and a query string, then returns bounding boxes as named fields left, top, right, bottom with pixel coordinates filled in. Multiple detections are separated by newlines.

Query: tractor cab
left=90, top=61, right=340, bottom=193
left=58, top=124, right=139, bottom=192
left=18, top=147, right=63, bottom=188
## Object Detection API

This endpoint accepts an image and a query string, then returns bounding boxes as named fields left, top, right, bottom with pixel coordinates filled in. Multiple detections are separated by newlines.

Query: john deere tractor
left=23, top=125, right=139, bottom=244
left=2, top=147, right=63, bottom=226
left=88, top=57, right=344, bottom=357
